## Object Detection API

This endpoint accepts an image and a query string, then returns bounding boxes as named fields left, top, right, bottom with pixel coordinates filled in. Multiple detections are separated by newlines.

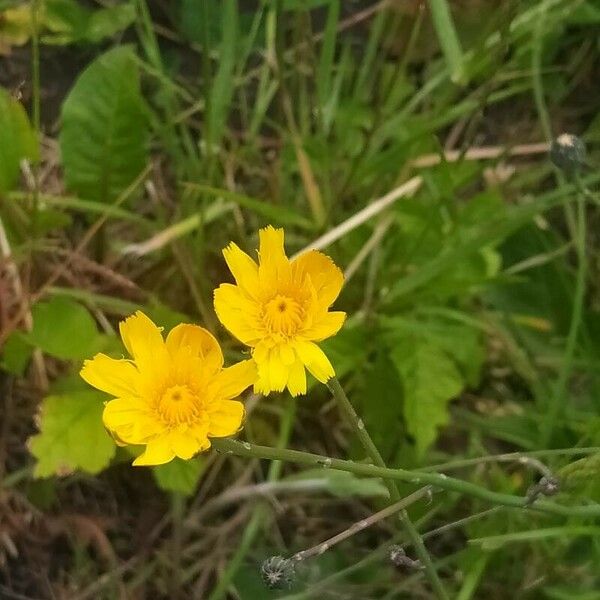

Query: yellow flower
left=214, top=226, right=346, bottom=396
left=80, top=312, right=256, bottom=466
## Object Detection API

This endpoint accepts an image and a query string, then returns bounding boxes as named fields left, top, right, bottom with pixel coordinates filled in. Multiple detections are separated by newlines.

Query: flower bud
left=389, top=545, right=424, bottom=570
left=550, top=134, right=586, bottom=174
left=260, top=556, right=295, bottom=589
left=526, top=475, right=560, bottom=505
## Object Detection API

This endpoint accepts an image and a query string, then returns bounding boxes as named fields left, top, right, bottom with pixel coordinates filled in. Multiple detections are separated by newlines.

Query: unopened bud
left=389, top=545, right=424, bottom=570
left=526, top=475, right=560, bottom=505
left=260, top=556, right=295, bottom=590
left=550, top=134, right=586, bottom=174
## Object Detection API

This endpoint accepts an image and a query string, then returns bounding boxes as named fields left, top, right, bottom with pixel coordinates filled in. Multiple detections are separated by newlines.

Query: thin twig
left=291, top=487, right=432, bottom=563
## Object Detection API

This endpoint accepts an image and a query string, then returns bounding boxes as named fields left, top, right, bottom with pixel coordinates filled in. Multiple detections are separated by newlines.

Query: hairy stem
left=330, top=378, right=449, bottom=600
left=212, top=438, right=600, bottom=519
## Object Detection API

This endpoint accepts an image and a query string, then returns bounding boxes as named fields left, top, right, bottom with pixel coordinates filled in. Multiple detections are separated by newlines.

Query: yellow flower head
left=214, top=226, right=346, bottom=396
left=80, top=312, right=256, bottom=466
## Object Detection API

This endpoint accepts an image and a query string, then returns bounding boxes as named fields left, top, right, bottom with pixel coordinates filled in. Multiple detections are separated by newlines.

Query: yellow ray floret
left=80, top=311, right=256, bottom=466
left=214, top=226, right=346, bottom=396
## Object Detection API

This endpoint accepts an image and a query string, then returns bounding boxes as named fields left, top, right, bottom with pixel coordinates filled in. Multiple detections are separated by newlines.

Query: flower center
left=157, top=384, right=201, bottom=425
left=263, top=294, right=304, bottom=336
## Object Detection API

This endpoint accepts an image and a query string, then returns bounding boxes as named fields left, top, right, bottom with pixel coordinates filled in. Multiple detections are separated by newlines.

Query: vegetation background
left=1, top=0, right=600, bottom=598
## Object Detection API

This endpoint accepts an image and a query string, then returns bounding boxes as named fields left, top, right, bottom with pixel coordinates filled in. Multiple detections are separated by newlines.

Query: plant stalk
left=326, top=377, right=449, bottom=600
left=212, top=438, right=600, bottom=519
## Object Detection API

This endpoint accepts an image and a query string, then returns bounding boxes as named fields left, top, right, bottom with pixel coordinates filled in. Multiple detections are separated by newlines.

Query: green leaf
left=152, top=458, right=205, bottom=496
left=358, top=351, right=404, bottom=462
left=391, top=340, right=463, bottom=457
left=0, top=86, right=38, bottom=193
left=29, top=390, right=116, bottom=477
left=24, top=297, right=101, bottom=360
left=44, top=0, right=135, bottom=45
left=208, top=0, right=238, bottom=147
left=59, top=46, right=148, bottom=203
left=0, top=332, right=32, bottom=376
left=558, top=453, right=600, bottom=502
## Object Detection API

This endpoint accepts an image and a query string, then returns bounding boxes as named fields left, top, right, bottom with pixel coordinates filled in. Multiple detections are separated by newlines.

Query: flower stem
left=208, top=397, right=296, bottom=600
left=211, top=438, right=600, bottom=519
left=326, top=377, right=449, bottom=600
left=540, top=175, right=587, bottom=446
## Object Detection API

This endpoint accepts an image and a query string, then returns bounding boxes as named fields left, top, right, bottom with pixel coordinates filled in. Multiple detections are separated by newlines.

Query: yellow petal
left=258, top=226, right=291, bottom=286
left=207, top=400, right=245, bottom=437
left=266, top=349, right=289, bottom=391
left=223, top=242, right=260, bottom=297
left=214, top=283, right=263, bottom=345
left=292, top=250, right=344, bottom=307
left=287, top=359, right=307, bottom=396
left=132, top=436, right=175, bottom=466
left=166, top=323, right=223, bottom=373
left=102, top=398, right=161, bottom=444
left=302, top=311, right=346, bottom=342
left=254, top=362, right=272, bottom=395
left=279, top=343, right=296, bottom=366
left=294, top=340, right=335, bottom=383
left=169, top=430, right=200, bottom=460
left=80, top=354, right=139, bottom=397
left=211, top=360, right=257, bottom=399
left=119, top=311, right=168, bottom=370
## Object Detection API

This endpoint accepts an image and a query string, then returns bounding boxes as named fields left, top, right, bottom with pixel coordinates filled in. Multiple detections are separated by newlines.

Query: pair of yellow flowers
left=80, top=227, right=346, bottom=466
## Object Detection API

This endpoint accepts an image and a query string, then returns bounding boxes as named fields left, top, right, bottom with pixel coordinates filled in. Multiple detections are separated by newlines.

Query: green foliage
left=44, top=0, right=135, bottom=44
left=558, top=454, right=600, bottom=502
left=29, top=390, right=116, bottom=477
left=59, top=46, right=148, bottom=203
left=0, top=86, right=38, bottom=193
left=287, top=469, right=389, bottom=499
left=0, top=332, right=32, bottom=376
left=23, top=297, right=102, bottom=360
left=152, top=457, right=206, bottom=496
left=392, top=338, right=464, bottom=457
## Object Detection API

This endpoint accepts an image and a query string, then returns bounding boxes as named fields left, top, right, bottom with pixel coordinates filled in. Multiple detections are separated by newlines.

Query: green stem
left=427, top=0, right=465, bottom=84
left=30, top=0, right=41, bottom=235
left=327, top=378, right=449, bottom=600
left=540, top=177, right=586, bottom=446
left=208, top=398, right=296, bottom=600
left=211, top=438, right=600, bottom=519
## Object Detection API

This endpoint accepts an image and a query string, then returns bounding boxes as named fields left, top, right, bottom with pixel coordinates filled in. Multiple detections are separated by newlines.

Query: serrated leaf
left=152, top=458, right=205, bottom=496
left=558, top=453, right=600, bottom=502
left=359, top=351, right=404, bottom=462
left=392, top=340, right=463, bottom=457
left=59, top=46, right=148, bottom=203
left=0, top=86, right=38, bottom=192
left=29, top=390, right=116, bottom=477
left=24, top=297, right=101, bottom=360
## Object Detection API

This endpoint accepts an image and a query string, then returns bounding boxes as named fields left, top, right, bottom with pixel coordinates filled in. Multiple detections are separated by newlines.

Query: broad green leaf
left=358, top=351, right=404, bottom=462
left=152, top=458, right=205, bottom=496
left=0, top=86, right=38, bottom=193
left=382, top=314, right=485, bottom=387
left=0, top=332, right=32, bottom=376
left=558, top=453, right=600, bottom=502
left=59, top=46, right=148, bottom=203
left=392, top=340, right=463, bottom=457
left=24, top=297, right=100, bottom=360
left=29, top=390, right=116, bottom=477
left=44, top=0, right=135, bottom=45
